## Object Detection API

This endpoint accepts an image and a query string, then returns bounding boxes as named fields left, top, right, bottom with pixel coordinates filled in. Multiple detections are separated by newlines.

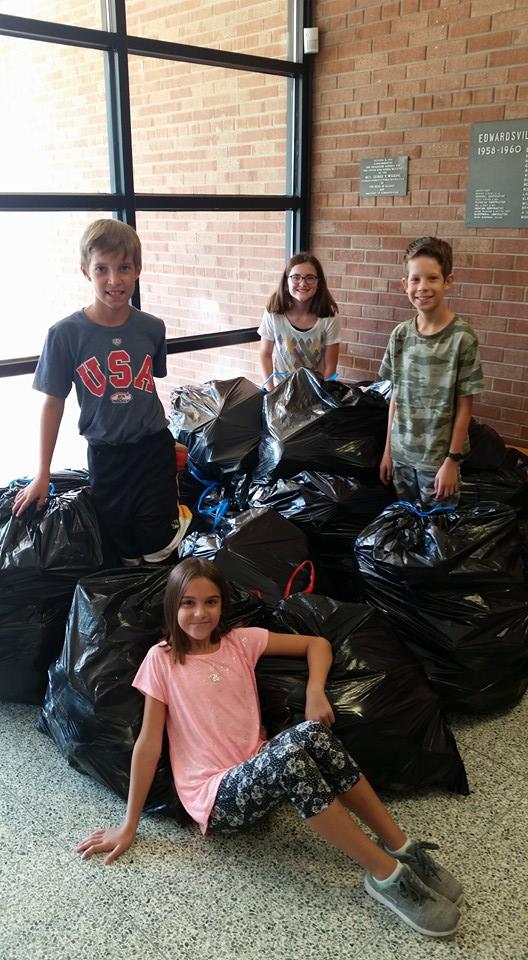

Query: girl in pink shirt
left=77, top=558, right=462, bottom=939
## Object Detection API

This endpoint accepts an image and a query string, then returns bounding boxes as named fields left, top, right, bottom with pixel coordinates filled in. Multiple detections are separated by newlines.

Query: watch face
left=449, top=452, right=463, bottom=462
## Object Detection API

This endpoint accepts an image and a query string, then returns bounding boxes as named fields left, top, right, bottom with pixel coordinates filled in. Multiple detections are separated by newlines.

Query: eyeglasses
left=288, top=273, right=319, bottom=285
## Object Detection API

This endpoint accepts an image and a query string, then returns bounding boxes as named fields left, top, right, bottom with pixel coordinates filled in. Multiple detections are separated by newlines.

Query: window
left=0, top=1, right=311, bottom=478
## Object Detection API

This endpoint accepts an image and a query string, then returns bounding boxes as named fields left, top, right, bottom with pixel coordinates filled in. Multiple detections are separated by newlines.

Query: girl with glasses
left=258, top=253, right=340, bottom=388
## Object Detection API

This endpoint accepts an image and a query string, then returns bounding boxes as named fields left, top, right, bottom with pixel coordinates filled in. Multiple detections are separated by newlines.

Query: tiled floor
left=1, top=694, right=527, bottom=960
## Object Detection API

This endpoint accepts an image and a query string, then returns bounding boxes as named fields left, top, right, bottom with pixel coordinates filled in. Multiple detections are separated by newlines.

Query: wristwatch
left=447, top=451, right=464, bottom=463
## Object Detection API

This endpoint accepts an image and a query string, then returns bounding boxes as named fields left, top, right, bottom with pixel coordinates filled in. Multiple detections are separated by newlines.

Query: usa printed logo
left=76, top=350, right=154, bottom=397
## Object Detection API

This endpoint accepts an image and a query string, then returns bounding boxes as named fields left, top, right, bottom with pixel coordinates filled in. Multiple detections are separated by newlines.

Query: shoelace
left=408, top=842, right=442, bottom=881
left=398, top=869, right=433, bottom=904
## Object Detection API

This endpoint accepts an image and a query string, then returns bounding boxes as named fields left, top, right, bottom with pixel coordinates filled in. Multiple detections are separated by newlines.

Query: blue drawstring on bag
left=196, top=484, right=230, bottom=530
left=261, top=370, right=292, bottom=393
left=186, top=463, right=230, bottom=530
left=392, top=500, right=456, bottom=518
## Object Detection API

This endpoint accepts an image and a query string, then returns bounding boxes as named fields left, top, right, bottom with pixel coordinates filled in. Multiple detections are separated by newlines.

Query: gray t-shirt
left=33, top=306, right=168, bottom=445
left=379, top=315, right=484, bottom=469
left=257, top=310, right=340, bottom=377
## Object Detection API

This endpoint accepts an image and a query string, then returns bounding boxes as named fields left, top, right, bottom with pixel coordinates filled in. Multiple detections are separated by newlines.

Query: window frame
left=0, top=0, right=314, bottom=372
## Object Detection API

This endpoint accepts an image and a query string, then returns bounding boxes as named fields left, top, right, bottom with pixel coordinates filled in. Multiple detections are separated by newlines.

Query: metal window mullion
left=103, top=0, right=139, bottom=309
left=285, top=0, right=311, bottom=256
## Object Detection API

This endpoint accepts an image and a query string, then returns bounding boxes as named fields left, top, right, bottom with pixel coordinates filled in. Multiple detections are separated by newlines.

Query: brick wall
left=311, top=0, right=528, bottom=446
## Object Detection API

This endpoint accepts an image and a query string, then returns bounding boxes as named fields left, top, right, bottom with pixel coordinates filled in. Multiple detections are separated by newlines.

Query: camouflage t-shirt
left=379, top=315, right=484, bottom=469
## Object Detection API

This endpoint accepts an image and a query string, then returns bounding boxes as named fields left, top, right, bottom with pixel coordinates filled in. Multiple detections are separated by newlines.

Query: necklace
left=209, top=672, right=221, bottom=683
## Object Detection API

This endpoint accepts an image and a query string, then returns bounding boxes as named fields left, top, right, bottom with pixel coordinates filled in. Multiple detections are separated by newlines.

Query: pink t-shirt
left=132, top=627, right=269, bottom=834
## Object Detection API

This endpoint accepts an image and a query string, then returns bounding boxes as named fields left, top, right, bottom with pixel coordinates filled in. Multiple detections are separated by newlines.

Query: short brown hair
left=403, top=236, right=453, bottom=280
left=163, top=558, right=231, bottom=664
left=80, top=218, right=142, bottom=271
left=266, top=252, right=338, bottom=317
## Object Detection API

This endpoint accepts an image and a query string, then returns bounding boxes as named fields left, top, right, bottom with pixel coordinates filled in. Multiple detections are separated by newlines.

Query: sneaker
left=364, top=863, right=460, bottom=939
left=379, top=840, right=463, bottom=905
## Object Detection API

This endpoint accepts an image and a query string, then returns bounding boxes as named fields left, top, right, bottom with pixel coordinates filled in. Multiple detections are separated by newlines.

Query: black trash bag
left=179, top=507, right=313, bottom=608
left=169, top=377, right=263, bottom=485
left=39, top=568, right=270, bottom=816
left=227, top=579, right=268, bottom=628
left=0, top=590, right=73, bottom=704
left=239, top=472, right=395, bottom=533
left=0, top=481, right=103, bottom=577
left=253, top=368, right=388, bottom=484
left=256, top=593, right=468, bottom=795
left=238, top=474, right=343, bottom=530
left=359, top=577, right=528, bottom=713
left=355, top=501, right=523, bottom=588
left=176, top=464, right=208, bottom=513
left=306, top=524, right=364, bottom=602
left=355, top=379, right=393, bottom=402
left=0, top=480, right=104, bottom=704
left=504, top=446, right=528, bottom=476
left=459, top=464, right=528, bottom=514
left=41, top=468, right=91, bottom=494
left=465, top=418, right=507, bottom=471
left=232, top=474, right=394, bottom=603
left=39, top=567, right=180, bottom=815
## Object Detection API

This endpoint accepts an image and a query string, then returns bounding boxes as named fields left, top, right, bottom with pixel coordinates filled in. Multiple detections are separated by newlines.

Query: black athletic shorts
left=87, top=428, right=180, bottom=560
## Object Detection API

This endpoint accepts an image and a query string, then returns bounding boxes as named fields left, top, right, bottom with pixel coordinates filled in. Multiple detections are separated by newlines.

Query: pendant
left=210, top=673, right=221, bottom=683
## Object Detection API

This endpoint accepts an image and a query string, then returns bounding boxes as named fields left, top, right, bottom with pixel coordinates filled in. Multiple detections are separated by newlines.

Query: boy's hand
left=434, top=459, right=460, bottom=500
left=76, top=825, right=136, bottom=865
left=379, top=450, right=393, bottom=485
left=305, top=688, right=335, bottom=727
left=12, top=476, right=50, bottom=517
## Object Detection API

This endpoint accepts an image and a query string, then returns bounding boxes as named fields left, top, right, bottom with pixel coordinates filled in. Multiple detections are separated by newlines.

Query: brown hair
left=80, top=218, right=142, bottom=271
left=163, top=558, right=231, bottom=664
left=266, top=252, right=338, bottom=316
left=403, top=236, right=453, bottom=280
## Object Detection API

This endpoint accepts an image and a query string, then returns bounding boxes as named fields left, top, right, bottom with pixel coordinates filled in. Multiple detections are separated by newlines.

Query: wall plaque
left=359, top=156, right=408, bottom=197
left=465, top=118, right=528, bottom=227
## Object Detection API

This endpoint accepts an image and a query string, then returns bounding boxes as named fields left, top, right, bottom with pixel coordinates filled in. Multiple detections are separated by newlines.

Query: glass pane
left=125, top=0, right=289, bottom=59
left=0, top=36, right=110, bottom=192
left=0, top=1, right=102, bottom=27
left=136, top=210, right=285, bottom=341
left=0, top=375, right=87, bottom=487
left=0, top=212, right=113, bottom=360
left=137, top=209, right=284, bottom=401
left=129, top=57, right=288, bottom=194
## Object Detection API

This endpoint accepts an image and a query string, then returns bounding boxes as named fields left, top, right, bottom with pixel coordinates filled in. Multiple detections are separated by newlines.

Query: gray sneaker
left=364, top=863, right=460, bottom=938
left=379, top=840, right=463, bottom=905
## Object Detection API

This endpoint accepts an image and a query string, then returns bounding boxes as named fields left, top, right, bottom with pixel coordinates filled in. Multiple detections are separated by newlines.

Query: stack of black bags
left=4, top=369, right=527, bottom=818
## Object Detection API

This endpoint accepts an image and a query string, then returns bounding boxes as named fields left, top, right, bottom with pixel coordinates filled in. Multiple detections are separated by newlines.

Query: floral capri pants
left=208, top=720, right=361, bottom=833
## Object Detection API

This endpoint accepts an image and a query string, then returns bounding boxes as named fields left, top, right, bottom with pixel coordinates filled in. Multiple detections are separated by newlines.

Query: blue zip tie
left=393, top=500, right=456, bottom=518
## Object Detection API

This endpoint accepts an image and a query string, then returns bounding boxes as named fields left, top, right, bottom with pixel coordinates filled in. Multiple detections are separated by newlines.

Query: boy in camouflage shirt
left=379, top=236, right=484, bottom=508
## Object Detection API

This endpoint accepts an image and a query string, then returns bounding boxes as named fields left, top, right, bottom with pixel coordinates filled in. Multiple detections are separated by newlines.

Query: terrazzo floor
left=1, top=695, right=527, bottom=960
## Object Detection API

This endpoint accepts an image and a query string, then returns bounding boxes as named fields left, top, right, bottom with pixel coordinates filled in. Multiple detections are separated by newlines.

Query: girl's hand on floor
left=305, top=689, right=335, bottom=727
left=76, top=826, right=136, bottom=865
